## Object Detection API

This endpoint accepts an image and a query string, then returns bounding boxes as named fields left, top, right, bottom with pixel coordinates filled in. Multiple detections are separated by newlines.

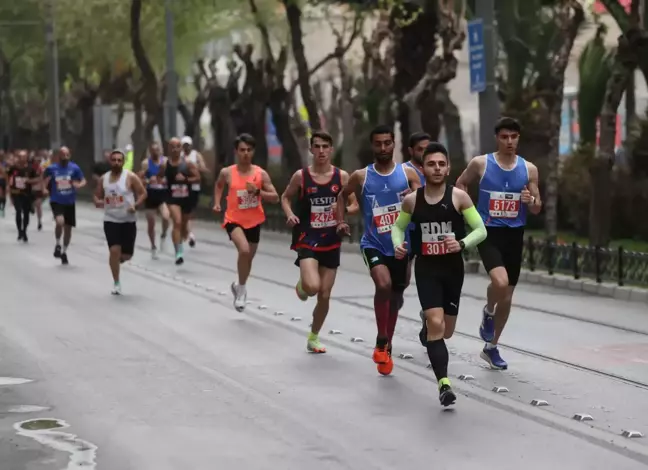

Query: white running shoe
left=151, top=247, right=159, bottom=260
left=111, top=283, right=122, bottom=295
left=231, top=282, right=247, bottom=312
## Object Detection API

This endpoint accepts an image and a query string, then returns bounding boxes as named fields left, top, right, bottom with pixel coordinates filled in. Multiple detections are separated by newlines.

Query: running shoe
left=480, top=346, right=508, bottom=370
left=439, top=378, right=456, bottom=406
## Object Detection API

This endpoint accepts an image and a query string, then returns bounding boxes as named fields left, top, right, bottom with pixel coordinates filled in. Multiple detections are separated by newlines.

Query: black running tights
left=13, top=194, right=30, bottom=232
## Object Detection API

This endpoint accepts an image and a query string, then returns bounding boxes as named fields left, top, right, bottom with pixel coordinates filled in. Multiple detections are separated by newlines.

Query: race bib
left=105, top=193, right=125, bottom=207
left=171, top=184, right=189, bottom=198
left=421, top=233, right=454, bottom=256
left=489, top=192, right=520, bottom=218
left=372, top=203, right=400, bottom=234
left=56, top=176, right=72, bottom=191
left=310, top=205, right=336, bottom=228
left=148, top=177, right=166, bottom=190
left=236, top=189, right=259, bottom=210
left=14, top=177, right=26, bottom=189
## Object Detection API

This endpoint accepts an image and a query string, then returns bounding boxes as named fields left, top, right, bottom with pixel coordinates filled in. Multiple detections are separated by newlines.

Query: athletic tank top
left=291, top=167, right=342, bottom=252
left=403, top=161, right=425, bottom=187
left=359, top=163, right=411, bottom=256
left=184, top=150, right=201, bottom=191
left=145, top=157, right=167, bottom=192
left=410, top=186, right=465, bottom=266
left=477, top=153, right=529, bottom=228
left=165, top=159, right=190, bottom=200
left=103, top=170, right=136, bottom=223
left=223, top=165, right=265, bottom=229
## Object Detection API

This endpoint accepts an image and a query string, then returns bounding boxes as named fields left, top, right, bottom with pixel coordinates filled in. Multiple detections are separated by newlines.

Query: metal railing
left=255, top=208, right=648, bottom=287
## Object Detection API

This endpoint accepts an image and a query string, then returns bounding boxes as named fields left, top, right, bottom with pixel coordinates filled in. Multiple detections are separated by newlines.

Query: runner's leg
left=306, top=265, right=337, bottom=354
left=159, top=203, right=170, bottom=250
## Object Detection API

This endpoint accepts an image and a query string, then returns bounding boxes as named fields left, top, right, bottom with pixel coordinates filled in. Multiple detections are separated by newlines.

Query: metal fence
left=257, top=208, right=648, bottom=287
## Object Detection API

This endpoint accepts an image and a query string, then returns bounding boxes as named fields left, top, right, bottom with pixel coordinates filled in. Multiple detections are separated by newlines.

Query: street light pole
left=164, top=0, right=178, bottom=139
left=476, top=0, right=499, bottom=154
left=45, top=0, right=61, bottom=150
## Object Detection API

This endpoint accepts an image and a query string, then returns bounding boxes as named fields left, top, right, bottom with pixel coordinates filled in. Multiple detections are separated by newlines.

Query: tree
left=589, top=0, right=648, bottom=246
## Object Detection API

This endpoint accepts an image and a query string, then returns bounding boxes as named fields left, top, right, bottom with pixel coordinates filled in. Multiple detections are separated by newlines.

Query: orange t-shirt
left=223, top=164, right=266, bottom=229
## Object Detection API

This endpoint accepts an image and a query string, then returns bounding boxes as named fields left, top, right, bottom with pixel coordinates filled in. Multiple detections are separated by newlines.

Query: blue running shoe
left=479, top=305, right=495, bottom=342
left=480, top=346, right=508, bottom=370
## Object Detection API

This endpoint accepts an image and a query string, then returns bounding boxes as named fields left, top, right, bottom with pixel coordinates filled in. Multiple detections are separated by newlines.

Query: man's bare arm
left=404, top=166, right=422, bottom=191
left=527, top=163, right=542, bottom=215
left=260, top=170, right=279, bottom=203
left=281, top=170, right=302, bottom=218
left=213, top=167, right=229, bottom=209
left=337, top=169, right=362, bottom=222
left=130, top=172, right=147, bottom=207
left=455, top=156, right=484, bottom=191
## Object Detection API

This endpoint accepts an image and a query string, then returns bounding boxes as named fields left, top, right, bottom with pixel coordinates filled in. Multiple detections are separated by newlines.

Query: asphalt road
left=1, top=203, right=648, bottom=469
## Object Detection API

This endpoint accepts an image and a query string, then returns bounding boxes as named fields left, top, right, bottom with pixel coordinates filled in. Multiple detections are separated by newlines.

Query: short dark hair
left=422, top=142, right=449, bottom=162
left=408, top=132, right=431, bottom=148
left=369, top=125, right=394, bottom=143
left=235, top=133, right=256, bottom=149
left=494, top=117, right=521, bottom=135
left=310, top=130, right=333, bottom=146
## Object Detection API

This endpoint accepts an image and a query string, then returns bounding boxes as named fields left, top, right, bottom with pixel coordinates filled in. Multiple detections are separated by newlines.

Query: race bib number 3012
left=236, top=189, right=259, bottom=210
left=372, top=203, right=400, bottom=234
left=488, top=192, right=520, bottom=218
left=310, top=205, right=336, bottom=228
left=421, top=233, right=454, bottom=256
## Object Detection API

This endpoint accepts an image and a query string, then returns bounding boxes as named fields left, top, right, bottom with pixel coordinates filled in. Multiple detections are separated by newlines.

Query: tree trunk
left=283, top=0, right=320, bottom=131
left=436, top=85, right=465, bottom=171
left=590, top=24, right=646, bottom=246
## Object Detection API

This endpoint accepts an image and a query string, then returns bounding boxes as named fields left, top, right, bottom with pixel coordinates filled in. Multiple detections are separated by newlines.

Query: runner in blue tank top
left=456, top=117, right=542, bottom=370
left=281, top=131, right=358, bottom=355
left=337, top=125, right=422, bottom=376
left=138, top=141, right=170, bottom=259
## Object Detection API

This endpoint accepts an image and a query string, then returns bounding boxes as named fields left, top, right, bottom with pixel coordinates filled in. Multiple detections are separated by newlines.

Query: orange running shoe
left=377, top=354, right=393, bottom=376
left=373, top=345, right=389, bottom=364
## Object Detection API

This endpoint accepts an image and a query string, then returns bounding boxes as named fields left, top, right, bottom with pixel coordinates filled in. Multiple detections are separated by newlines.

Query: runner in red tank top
left=280, top=131, right=357, bottom=353
left=213, top=134, right=279, bottom=312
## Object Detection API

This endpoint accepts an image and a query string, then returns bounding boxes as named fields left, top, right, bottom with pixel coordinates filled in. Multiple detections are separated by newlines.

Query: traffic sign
left=468, top=19, right=486, bottom=93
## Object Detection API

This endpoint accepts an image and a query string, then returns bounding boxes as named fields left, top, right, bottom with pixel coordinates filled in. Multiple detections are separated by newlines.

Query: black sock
left=426, top=339, right=449, bottom=382
left=0, top=198, right=5, bottom=210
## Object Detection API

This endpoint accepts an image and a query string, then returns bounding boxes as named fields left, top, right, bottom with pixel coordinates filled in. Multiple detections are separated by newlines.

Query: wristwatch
left=254, top=188, right=261, bottom=196
left=459, top=240, right=465, bottom=251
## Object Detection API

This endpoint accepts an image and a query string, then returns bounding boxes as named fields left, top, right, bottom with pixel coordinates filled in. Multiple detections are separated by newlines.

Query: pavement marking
left=0, top=377, right=33, bottom=386
left=6, top=405, right=50, bottom=413
left=14, top=418, right=98, bottom=470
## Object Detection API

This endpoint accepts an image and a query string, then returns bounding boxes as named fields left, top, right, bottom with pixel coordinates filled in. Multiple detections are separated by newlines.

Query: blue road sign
left=468, top=19, right=486, bottom=93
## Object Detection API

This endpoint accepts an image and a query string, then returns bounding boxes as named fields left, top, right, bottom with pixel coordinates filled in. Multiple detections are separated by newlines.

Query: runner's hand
left=175, top=173, right=186, bottom=182
left=246, top=182, right=257, bottom=193
left=127, top=205, right=136, bottom=214
left=212, top=203, right=221, bottom=213
left=521, top=185, right=533, bottom=204
left=149, top=175, right=158, bottom=184
left=72, top=181, right=82, bottom=189
left=286, top=215, right=300, bottom=227
left=444, top=237, right=461, bottom=253
left=94, top=199, right=104, bottom=208
left=336, top=222, right=350, bottom=236
left=395, top=241, right=408, bottom=259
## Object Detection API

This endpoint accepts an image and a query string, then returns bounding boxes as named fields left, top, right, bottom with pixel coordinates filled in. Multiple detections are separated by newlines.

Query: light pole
left=476, top=0, right=499, bottom=154
left=45, top=0, right=61, bottom=150
left=164, top=0, right=178, bottom=138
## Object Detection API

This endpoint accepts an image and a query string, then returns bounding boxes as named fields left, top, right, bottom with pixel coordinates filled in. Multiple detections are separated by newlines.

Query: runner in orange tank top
left=213, top=133, right=279, bottom=311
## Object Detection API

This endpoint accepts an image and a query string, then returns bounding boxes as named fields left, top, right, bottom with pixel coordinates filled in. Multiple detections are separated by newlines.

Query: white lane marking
left=7, top=405, right=50, bottom=413
left=14, top=418, right=98, bottom=470
left=0, top=377, right=33, bottom=386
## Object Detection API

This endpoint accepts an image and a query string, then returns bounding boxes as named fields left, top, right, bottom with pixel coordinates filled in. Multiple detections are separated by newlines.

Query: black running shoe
left=61, top=253, right=69, bottom=265
left=175, top=256, right=184, bottom=266
left=439, top=384, right=456, bottom=407
left=54, top=245, right=62, bottom=258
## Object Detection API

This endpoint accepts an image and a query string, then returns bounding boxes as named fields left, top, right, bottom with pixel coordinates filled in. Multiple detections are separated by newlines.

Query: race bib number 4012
left=236, top=189, right=259, bottom=210
left=488, top=192, right=520, bottom=218
left=372, top=203, right=400, bottom=234
left=310, top=205, right=336, bottom=228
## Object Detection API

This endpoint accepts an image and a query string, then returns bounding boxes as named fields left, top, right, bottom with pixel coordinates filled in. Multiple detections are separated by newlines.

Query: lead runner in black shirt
left=391, top=142, right=487, bottom=407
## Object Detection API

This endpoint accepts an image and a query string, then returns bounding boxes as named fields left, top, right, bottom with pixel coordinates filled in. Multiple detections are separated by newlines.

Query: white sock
left=62, top=245, right=67, bottom=254
left=485, top=343, right=497, bottom=350
left=484, top=305, right=495, bottom=316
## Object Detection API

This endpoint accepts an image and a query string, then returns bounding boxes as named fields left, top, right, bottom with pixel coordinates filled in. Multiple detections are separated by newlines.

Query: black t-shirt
left=8, top=166, right=37, bottom=195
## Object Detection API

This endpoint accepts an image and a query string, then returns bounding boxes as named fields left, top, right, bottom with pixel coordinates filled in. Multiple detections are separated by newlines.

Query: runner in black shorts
left=281, top=131, right=357, bottom=353
left=139, top=142, right=170, bottom=259
left=391, top=141, right=487, bottom=406
left=456, top=117, right=542, bottom=370
left=162, top=137, right=200, bottom=266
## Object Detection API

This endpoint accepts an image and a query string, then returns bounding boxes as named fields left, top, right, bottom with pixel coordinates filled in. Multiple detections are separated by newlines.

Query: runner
left=456, top=117, right=542, bottom=370
left=31, top=152, right=46, bottom=230
left=181, top=136, right=209, bottom=248
left=139, top=142, right=170, bottom=259
left=94, top=149, right=147, bottom=295
left=213, top=133, right=279, bottom=312
left=391, top=142, right=487, bottom=406
left=0, top=151, right=7, bottom=218
left=7, top=150, right=39, bottom=241
left=163, top=137, right=200, bottom=266
left=402, top=132, right=428, bottom=186
left=336, top=125, right=422, bottom=375
left=42, top=146, right=87, bottom=265
left=281, top=131, right=357, bottom=353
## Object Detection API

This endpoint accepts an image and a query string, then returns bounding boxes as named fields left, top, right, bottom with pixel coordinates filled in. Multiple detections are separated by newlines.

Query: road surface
left=1, top=203, right=648, bottom=469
